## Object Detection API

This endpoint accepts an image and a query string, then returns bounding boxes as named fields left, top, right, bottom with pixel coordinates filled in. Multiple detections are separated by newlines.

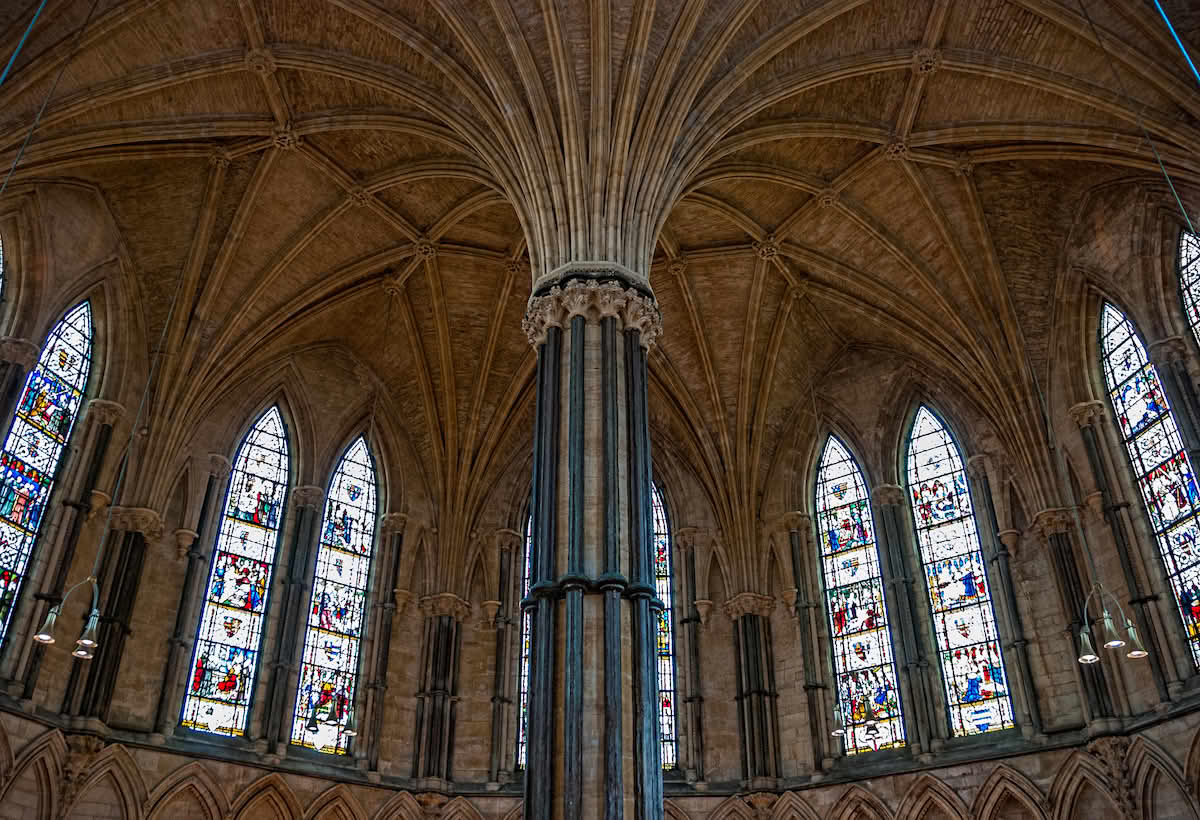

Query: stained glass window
left=291, top=436, right=377, bottom=754
left=814, top=435, right=904, bottom=753
left=181, top=406, right=289, bottom=737
left=0, top=302, right=91, bottom=645
left=652, top=482, right=678, bottom=770
left=906, top=406, right=1013, bottom=737
left=515, top=514, right=532, bottom=768
left=1180, top=231, right=1200, bottom=351
left=1101, top=303, right=1200, bottom=665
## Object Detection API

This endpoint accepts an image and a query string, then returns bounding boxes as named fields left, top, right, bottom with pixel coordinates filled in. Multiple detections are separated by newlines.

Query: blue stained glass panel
left=515, top=515, right=533, bottom=768
left=652, top=482, right=678, bottom=770
left=815, top=436, right=905, bottom=753
left=181, top=406, right=289, bottom=736
left=0, top=302, right=91, bottom=644
left=906, top=406, right=1014, bottom=737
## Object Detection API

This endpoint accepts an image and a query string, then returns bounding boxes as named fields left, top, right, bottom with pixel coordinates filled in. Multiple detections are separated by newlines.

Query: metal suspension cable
left=1152, top=0, right=1200, bottom=90
left=0, top=0, right=49, bottom=90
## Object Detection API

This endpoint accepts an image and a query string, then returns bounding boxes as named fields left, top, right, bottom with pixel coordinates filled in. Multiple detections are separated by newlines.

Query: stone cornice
left=723, top=591, right=775, bottom=620
left=522, top=278, right=662, bottom=349
left=1069, top=400, right=1106, bottom=428
left=420, top=592, right=471, bottom=621
left=0, top=336, right=38, bottom=369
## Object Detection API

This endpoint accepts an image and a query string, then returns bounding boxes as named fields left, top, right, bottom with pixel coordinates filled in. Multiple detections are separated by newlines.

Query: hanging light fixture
left=306, top=708, right=321, bottom=733
left=344, top=711, right=357, bottom=738
left=33, top=605, right=59, bottom=644
left=1125, top=622, right=1149, bottom=659
left=1077, top=625, right=1100, bottom=664
left=830, top=706, right=845, bottom=738
left=1077, top=583, right=1143, bottom=666
left=1099, top=609, right=1125, bottom=649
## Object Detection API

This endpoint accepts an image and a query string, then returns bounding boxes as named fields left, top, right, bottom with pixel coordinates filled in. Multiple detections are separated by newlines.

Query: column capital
left=997, top=529, right=1022, bottom=555
left=173, top=528, right=199, bottom=559
left=1069, top=400, right=1106, bottom=428
left=532, top=260, right=651, bottom=296
left=966, top=453, right=991, bottom=479
left=419, top=592, right=471, bottom=621
left=291, top=485, right=324, bottom=509
left=380, top=512, right=408, bottom=535
left=1147, top=335, right=1189, bottom=367
left=1032, top=507, right=1074, bottom=541
left=110, top=506, right=164, bottom=540
left=0, top=336, right=38, bottom=369
left=674, top=526, right=705, bottom=552
left=522, top=278, right=661, bottom=348
left=493, top=526, right=522, bottom=553
left=86, top=399, right=126, bottom=426
left=723, top=591, right=775, bottom=620
left=206, top=453, right=233, bottom=480
left=768, top=511, right=810, bottom=535
left=873, top=483, right=906, bottom=506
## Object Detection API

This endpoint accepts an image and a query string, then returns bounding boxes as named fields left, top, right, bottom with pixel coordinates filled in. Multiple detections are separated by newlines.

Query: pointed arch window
left=0, top=301, right=91, bottom=645
left=652, top=482, right=678, bottom=769
left=1100, top=303, right=1200, bottom=664
left=515, top=513, right=533, bottom=768
left=291, top=435, right=378, bottom=754
left=906, top=406, right=1014, bottom=736
left=1179, top=230, right=1200, bottom=349
left=181, top=406, right=289, bottom=737
left=815, top=435, right=904, bottom=753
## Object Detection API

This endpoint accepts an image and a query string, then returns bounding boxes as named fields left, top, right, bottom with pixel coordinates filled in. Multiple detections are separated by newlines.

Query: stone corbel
left=290, top=485, right=324, bottom=510
left=86, top=490, right=112, bottom=522
left=1068, top=400, right=1106, bottom=429
left=966, top=453, right=991, bottom=480
left=1148, top=335, right=1189, bottom=369
left=480, top=600, right=502, bottom=630
left=723, top=591, right=776, bottom=620
left=0, top=336, right=38, bottom=369
left=393, top=588, right=412, bottom=618
left=419, top=592, right=471, bottom=622
left=493, top=527, right=522, bottom=555
left=173, top=528, right=198, bottom=559
left=997, top=529, right=1022, bottom=560
left=1031, top=507, right=1074, bottom=547
left=694, top=599, right=713, bottom=627
left=742, top=792, right=778, bottom=819
left=86, top=399, right=126, bottom=427
left=873, top=483, right=906, bottom=507
left=110, top=506, right=164, bottom=542
left=207, top=453, right=232, bottom=481
left=380, top=512, right=408, bottom=537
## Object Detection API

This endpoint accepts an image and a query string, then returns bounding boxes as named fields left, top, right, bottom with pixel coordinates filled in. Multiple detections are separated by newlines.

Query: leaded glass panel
left=515, top=514, right=532, bottom=768
left=906, top=406, right=1014, bottom=737
left=0, top=302, right=91, bottom=644
left=815, top=436, right=904, bottom=753
left=291, top=436, right=377, bottom=754
left=1180, top=231, right=1200, bottom=352
left=181, top=406, right=289, bottom=737
left=1101, top=303, right=1200, bottom=665
left=652, top=482, right=678, bottom=770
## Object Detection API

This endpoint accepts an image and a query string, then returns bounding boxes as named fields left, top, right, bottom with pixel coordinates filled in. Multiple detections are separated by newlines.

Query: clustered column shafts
left=1034, top=509, right=1115, bottom=724
left=521, top=275, right=663, bottom=820
left=872, top=485, right=937, bottom=756
left=487, top=530, right=517, bottom=785
left=726, top=592, right=781, bottom=788
left=784, top=514, right=829, bottom=771
left=411, top=592, right=468, bottom=786
left=366, top=512, right=407, bottom=773
left=966, top=456, right=1041, bottom=738
left=1070, top=400, right=1184, bottom=698
left=675, top=530, right=706, bottom=783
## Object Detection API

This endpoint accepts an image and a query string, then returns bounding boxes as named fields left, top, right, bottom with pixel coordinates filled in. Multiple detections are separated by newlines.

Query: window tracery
left=515, top=514, right=532, bottom=768
left=814, top=435, right=904, bottom=753
left=181, top=406, right=289, bottom=737
left=906, top=406, right=1014, bottom=736
left=1101, top=302, right=1200, bottom=665
left=652, top=482, right=678, bottom=770
left=291, top=436, right=377, bottom=754
left=1179, top=230, right=1200, bottom=350
left=0, top=301, right=91, bottom=645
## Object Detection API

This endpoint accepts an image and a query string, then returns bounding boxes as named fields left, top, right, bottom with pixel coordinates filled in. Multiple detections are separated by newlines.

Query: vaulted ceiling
left=1, top=0, right=1197, bottom=586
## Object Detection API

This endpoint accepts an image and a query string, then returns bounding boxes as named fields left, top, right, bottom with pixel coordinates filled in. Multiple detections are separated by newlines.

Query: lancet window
left=515, top=514, right=533, bottom=768
left=181, top=406, right=289, bottom=737
left=1179, top=231, right=1200, bottom=351
left=906, top=406, right=1014, bottom=736
left=814, top=435, right=904, bottom=753
left=1101, top=303, right=1200, bottom=665
left=0, top=301, right=91, bottom=645
left=291, top=435, right=377, bottom=754
left=652, top=482, right=678, bottom=769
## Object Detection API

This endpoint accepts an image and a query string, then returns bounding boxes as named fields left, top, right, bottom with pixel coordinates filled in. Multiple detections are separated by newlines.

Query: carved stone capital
left=173, top=528, right=199, bottom=559
left=393, top=588, right=412, bottom=617
left=522, top=279, right=662, bottom=349
left=533, top=260, right=651, bottom=297
left=1148, top=335, right=1189, bottom=368
left=245, top=47, right=276, bottom=75
left=494, top=526, right=522, bottom=554
left=207, top=453, right=232, bottom=480
left=873, top=483, right=906, bottom=507
left=966, top=453, right=990, bottom=480
left=420, top=592, right=471, bottom=621
left=1068, top=400, right=1106, bottom=428
left=111, top=506, right=164, bottom=540
left=694, top=599, right=713, bottom=627
left=1032, top=507, right=1073, bottom=540
left=291, top=485, right=324, bottom=509
left=87, top=399, right=126, bottom=426
left=723, top=591, right=775, bottom=620
left=911, top=47, right=942, bottom=75
left=1087, top=736, right=1137, bottom=818
left=0, top=336, right=38, bottom=369
left=997, top=529, right=1021, bottom=557
left=770, top=511, right=810, bottom=535
left=381, top=512, right=408, bottom=536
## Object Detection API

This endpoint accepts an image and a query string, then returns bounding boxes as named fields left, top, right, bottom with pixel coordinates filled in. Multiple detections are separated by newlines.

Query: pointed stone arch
left=972, top=765, right=1048, bottom=820
left=664, top=798, right=693, bottom=820
left=304, top=784, right=367, bottom=820
left=230, top=772, right=302, bottom=820
left=708, top=794, right=757, bottom=820
left=372, top=791, right=423, bottom=820
left=498, top=804, right=524, bottom=820
left=770, top=791, right=822, bottom=820
left=0, top=728, right=65, bottom=820
left=1048, top=750, right=1122, bottom=820
left=895, top=774, right=968, bottom=820
left=438, top=796, right=483, bottom=820
left=830, top=784, right=894, bottom=820
left=145, top=761, right=228, bottom=820
left=1127, top=736, right=1199, bottom=820
left=65, top=744, right=146, bottom=820
left=0, top=716, right=13, bottom=780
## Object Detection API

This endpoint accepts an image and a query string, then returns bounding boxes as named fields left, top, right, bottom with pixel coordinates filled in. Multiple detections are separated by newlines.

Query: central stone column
left=521, top=273, right=663, bottom=820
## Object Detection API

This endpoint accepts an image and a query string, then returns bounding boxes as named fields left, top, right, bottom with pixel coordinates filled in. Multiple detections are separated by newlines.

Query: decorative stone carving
left=416, top=240, right=438, bottom=260
left=0, top=337, right=38, bottom=369
left=59, top=734, right=105, bottom=818
left=87, top=490, right=112, bottom=521
left=742, top=792, right=778, bottom=819
left=775, top=510, right=810, bottom=534
left=817, top=187, right=839, bottom=208
left=1148, top=335, right=1189, bottom=368
left=420, top=592, right=471, bottom=622
left=110, top=506, right=164, bottom=541
left=911, top=47, right=942, bottom=75
left=1032, top=507, right=1074, bottom=540
left=694, top=599, right=713, bottom=627
left=348, top=186, right=371, bottom=208
left=953, top=151, right=975, bottom=177
left=382, top=270, right=404, bottom=298
left=207, top=148, right=231, bottom=170
left=723, top=591, right=775, bottom=620
left=381, top=512, right=408, bottom=536
left=754, top=236, right=779, bottom=261
left=1068, top=400, right=1105, bottom=428
left=173, top=528, right=198, bottom=559
left=245, top=47, right=276, bottom=75
left=271, top=124, right=300, bottom=150
left=1088, top=735, right=1137, bottom=819
left=966, top=453, right=990, bottom=479
left=494, top=527, right=522, bottom=554
left=504, top=259, right=524, bottom=277
left=533, top=260, right=650, bottom=296
left=883, top=139, right=910, bottom=161
left=393, top=588, right=412, bottom=617
left=522, top=279, right=662, bottom=349
left=207, top=453, right=232, bottom=480
left=291, top=485, right=324, bottom=509
left=674, top=526, right=700, bottom=553
left=87, top=399, right=126, bottom=426
left=873, top=483, right=905, bottom=506
left=667, top=258, right=687, bottom=278
left=415, top=792, right=449, bottom=817
left=997, top=528, right=1021, bottom=558
left=480, top=600, right=501, bottom=629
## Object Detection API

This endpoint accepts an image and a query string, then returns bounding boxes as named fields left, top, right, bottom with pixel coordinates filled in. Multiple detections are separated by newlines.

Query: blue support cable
left=0, top=0, right=50, bottom=91
left=1153, top=0, right=1200, bottom=89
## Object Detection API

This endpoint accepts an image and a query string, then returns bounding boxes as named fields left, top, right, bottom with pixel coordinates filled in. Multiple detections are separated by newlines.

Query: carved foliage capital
left=291, top=485, right=324, bottom=509
left=723, top=591, right=775, bottom=620
left=0, top=336, right=38, bottom=369
left=420, top=592, right=471, bottom=621
left=522, top=279, right=662, bottom=349
left=111, top=506, right=164, bottom=540
left=380, top=512, right=408, bottom=535
left=1032, top=507, right=1073, bottom=539
left=1068, top=400, right=1106, bottom=428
